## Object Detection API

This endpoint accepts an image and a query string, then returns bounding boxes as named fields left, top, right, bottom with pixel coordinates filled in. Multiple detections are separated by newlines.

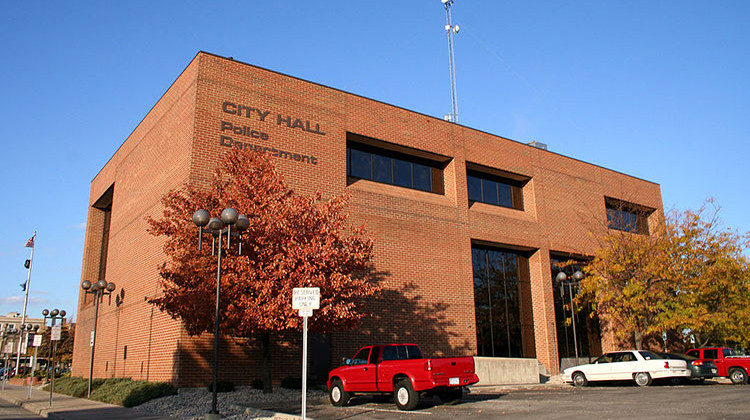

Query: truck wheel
left=572, top=371, right=588, bottom=387
left=729, top=368, right=748, bottom=385
left=394, top=379, right=419, bottom=411
left=329, top=379, right=350, bottom=407
left=634, top=372, right=652, bottom=387
left=439, top=387, right=463, bottom=405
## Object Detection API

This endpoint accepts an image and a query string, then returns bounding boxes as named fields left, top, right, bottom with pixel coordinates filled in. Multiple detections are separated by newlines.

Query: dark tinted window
left=723, top=348, right=735, bottom=357
left=351, top=348, right=370, bottom=365
left=605, top=198, right=652, bottom=235
left=393, top=159, right=412, bottom=188
left=467, top=176, right=482, bottom=201
left=396, top=345, right=407, bottom=360
left=466, top=170, right=524, bottom=210
left=405, top=345, right=423, bottom=359
left=498, top=183, right=513, bottom=207
left=473, top=246, right=535, bottom=358
left=369, top=346, right=381, bottom=364
left=639, top=351, right=659, bottom=360
left=382, top=346, right=397, bottom=361
left=349, top=149, right=371, bottom=179
left=483, top=180, right=499, bottom=205
left=347, top=144, right=442, bottom=194
left=412, top=163, right=432, bottom=192
left=686, top=350, right=700, bottom=358
left=372, top=155, right=391, bottom=183
left=704, top=349, right=718, bottom=360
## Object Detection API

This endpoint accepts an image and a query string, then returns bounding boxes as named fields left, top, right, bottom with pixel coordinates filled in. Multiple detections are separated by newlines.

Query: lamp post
left=21, top=323, right=40, bottom=399
left=42, top=309, right=65, bottom=406
left=192, top=208, right=249, bottom=419
left=80, top=279, right=116, bottom=398
left=1, top=325, right=20, bottom=390
left=555, top=270, right=584, bottom=365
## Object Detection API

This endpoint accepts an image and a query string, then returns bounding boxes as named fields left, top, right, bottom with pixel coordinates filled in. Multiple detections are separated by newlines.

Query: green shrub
left=251, top=379, right=264, bottom=390
left=281, top=376, right=302, bottom=389
left=207, top=380, right=234, bottom=393
left=44, top=376, right=105, bottom=398
left=45, top=377, right=176, bottom=407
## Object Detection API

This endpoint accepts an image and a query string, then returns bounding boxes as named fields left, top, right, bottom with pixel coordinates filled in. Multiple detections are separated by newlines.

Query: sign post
left=49, top=325, right=62, bottom=406
left=28, top=334, right=42, bottom=399
left=292, top=287, right=320, bottom=420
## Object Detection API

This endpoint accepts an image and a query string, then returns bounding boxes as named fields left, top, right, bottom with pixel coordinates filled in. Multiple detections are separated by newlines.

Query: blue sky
left=1, top=1, right=748, bottom=321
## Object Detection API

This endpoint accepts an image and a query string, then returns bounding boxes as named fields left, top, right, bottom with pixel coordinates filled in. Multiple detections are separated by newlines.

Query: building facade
left=72, top=52, right=663, bottom=386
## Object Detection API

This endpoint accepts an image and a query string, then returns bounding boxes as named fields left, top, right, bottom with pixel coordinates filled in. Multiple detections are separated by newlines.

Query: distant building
left=1, top=312, right=47, bottom=356
left=72, top=52, right=663, bottom=387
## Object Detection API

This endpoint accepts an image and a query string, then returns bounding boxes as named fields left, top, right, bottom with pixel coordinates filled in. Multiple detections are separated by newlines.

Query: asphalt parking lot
left=261, top=381, right=750, bottom=419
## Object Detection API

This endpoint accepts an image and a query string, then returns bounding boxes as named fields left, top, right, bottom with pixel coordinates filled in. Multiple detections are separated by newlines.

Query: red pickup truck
left=686, top=347, right=750, bottom=384
left=327, top=343, right=479, bottom=410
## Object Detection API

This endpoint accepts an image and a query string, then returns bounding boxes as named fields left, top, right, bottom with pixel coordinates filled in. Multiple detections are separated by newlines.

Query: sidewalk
left=0, top=384, right=170, bottom=419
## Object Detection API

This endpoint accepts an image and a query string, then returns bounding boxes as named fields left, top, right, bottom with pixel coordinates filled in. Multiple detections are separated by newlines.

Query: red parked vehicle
left=327, top=343, right=479, bottom=411
left=686, top=347, right=750, bottom=384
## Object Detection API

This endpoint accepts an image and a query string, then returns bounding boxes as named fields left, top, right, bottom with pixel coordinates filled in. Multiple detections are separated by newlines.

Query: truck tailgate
left=428, top=356, right=478, bottom=387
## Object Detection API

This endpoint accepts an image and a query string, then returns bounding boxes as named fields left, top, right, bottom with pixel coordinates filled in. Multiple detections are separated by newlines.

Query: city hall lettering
left=219, top=103, right=319, bottom=165
left=222, top=101, right=326, bottom=135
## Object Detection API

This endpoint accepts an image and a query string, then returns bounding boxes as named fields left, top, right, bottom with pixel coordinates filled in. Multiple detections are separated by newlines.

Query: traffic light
left=24, top=259, right=30, bottom=269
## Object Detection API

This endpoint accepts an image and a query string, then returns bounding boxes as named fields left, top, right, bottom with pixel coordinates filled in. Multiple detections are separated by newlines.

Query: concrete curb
left=244, top=406, right=304, bottom=419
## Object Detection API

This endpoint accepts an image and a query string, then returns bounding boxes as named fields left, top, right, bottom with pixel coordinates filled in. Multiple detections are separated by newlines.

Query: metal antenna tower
left=442, top=0, right=460, bottom=123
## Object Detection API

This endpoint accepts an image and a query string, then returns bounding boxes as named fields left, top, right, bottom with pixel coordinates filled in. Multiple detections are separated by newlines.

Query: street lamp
left=20, top=323, right=40, bottom=399
left=80, top=279, right=116, bottom=398
left=555, top=270, right=585, bottom=365
left=192, top=207, right=248, bottom=419
left=42, top=308, right=66, bottom=406
left=1, top=325, right=20, bottom=390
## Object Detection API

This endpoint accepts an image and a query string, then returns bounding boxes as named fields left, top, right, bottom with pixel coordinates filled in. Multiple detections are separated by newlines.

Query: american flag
left=25, top=235, right=34, bottom=248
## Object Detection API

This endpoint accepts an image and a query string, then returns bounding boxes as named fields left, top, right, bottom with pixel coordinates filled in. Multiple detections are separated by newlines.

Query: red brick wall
left=72, top=56, right=200, bottom=383
left=74, top=51, right=664, bottom=385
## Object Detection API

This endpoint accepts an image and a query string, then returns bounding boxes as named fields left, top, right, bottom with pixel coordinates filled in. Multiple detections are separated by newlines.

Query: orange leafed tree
left=147, top=149, right=379, bottom=392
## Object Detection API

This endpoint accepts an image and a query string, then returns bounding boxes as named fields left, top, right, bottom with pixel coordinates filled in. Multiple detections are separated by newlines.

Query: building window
left=472, top=244, right=535, bottom=358
left=466, top=163, right=527, bottom=210
left=550, top=254, right=601, bottom=365
left=605, top=197, right=652, bottom=234
left=346, top=134, right=446, bottom=194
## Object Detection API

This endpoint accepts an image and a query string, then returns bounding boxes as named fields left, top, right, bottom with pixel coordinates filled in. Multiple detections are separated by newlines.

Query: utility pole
left=442, top=0, right=460, bottom=123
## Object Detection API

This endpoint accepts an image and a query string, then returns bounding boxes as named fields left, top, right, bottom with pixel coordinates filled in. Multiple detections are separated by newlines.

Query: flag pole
left=15, top=231, right=36, bottom=377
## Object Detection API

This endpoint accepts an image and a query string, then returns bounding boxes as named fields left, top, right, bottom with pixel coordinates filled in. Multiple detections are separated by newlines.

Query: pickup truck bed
left=328, top=343, right=479, bottom=410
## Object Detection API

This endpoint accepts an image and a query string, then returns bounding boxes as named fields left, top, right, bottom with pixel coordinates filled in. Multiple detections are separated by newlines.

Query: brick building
left=71, top=52, right=663, bottom=387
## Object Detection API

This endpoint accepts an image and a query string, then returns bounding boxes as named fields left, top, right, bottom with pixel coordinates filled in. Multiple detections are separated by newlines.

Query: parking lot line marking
left=345, top=406, right=433, bottom=415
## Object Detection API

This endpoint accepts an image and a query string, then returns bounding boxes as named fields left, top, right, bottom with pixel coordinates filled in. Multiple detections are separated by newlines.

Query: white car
left=563, top=350, right=691, bottom=387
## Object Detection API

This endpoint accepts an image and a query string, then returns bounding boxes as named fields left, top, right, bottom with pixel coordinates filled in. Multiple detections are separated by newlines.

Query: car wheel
left=729, top=368, right=748, bottom=385
left=394, top=379, right=419, bottom=411
left=572, top=371, right=588, bottom=387
left=634, top=372, right=652, bottom=387
left=329, top=379, right=350, bottom=407
left=438, top=387, right=463, bottom=405
left=694, top=378, right=706, bottom=385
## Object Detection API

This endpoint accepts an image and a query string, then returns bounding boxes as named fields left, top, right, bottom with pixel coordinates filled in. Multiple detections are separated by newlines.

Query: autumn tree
left=660, top=202, right=750, bottom=348
left=147, top=149, right=379, bottom=392
left=578, top=217, right=672, bottom=349
left=579, top=200, right=750, bottom=350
